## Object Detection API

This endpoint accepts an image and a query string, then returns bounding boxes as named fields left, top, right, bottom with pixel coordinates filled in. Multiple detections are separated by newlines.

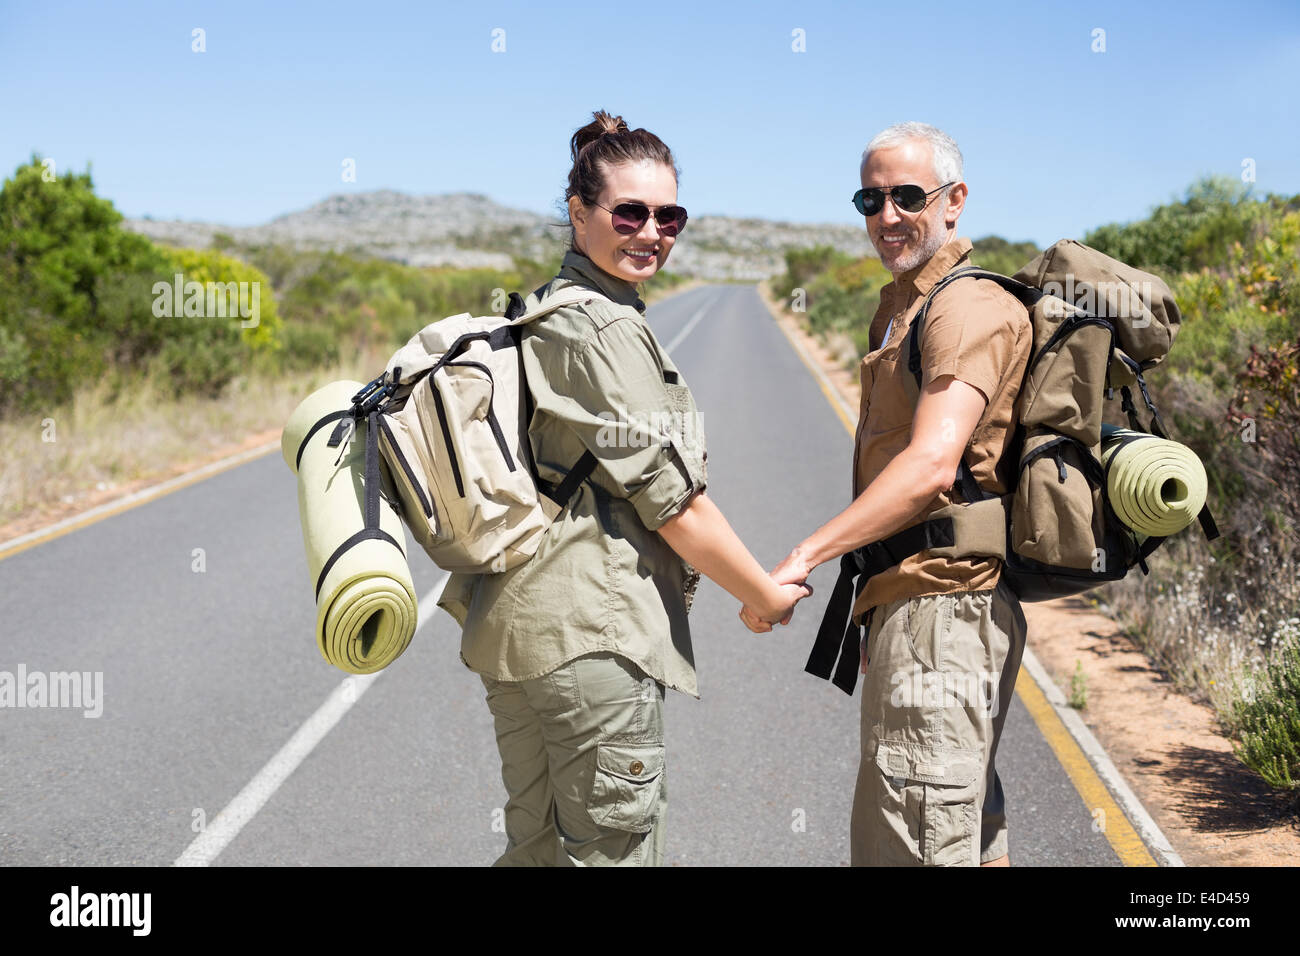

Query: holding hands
left=739, top=547, right=814, bottom=634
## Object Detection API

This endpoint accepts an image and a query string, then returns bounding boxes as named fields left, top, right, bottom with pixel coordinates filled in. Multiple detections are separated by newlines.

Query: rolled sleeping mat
left=1100, top=424, right=1208, bottom=539
left=282, top=380, right=418, bottom=674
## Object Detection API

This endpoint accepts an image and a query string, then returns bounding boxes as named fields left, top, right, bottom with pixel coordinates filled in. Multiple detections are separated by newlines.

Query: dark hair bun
left=563, top=111, right=679, bottom=253
left=570, top=110, right=630, bottom=161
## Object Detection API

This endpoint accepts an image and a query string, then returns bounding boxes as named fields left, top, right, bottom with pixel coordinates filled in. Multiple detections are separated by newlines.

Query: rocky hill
left=125, top=190, right=876, bottom=280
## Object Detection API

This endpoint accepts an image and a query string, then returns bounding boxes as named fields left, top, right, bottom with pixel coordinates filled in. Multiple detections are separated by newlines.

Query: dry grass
left=0, top=347, right=389, bottom=531
left=1094, top=532, right=1300, bottom=730
left=0, top=281, right=705, bottom=537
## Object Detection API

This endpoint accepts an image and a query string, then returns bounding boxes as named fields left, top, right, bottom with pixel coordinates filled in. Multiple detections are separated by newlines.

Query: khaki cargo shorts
left=480, top=651, right=667, bottom=866
left=850, top=577, right=1027, bottom=866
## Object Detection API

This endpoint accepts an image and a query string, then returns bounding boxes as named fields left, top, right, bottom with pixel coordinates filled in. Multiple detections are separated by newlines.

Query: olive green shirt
left=437, top=250, right=709, bottom=697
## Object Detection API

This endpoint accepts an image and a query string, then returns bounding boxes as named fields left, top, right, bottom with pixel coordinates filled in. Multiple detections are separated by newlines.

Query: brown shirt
left=851, top=237, right=1032, bottom=623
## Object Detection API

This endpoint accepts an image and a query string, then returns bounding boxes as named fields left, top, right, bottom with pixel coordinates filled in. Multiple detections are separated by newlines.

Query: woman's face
left=569, top=159, right=678, bottom=284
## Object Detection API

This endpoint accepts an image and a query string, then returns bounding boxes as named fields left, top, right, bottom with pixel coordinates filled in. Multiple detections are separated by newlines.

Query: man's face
left=859, top=139, right=963, bottom=277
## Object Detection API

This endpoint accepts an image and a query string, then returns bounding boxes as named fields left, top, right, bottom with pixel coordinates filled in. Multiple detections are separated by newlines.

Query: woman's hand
left=738, top=546, right=816, bottom=633
left=739, top=578, right=813, bottom=634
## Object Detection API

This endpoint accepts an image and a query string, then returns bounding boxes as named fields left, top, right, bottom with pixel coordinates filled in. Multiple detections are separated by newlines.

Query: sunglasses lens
left=853, top=189, right=885, bottom=217
left=894, top=185, right=928, bottom=213
left=609, top=202, right=649, bottom=234
left=654, top=205, right=687, bottom=237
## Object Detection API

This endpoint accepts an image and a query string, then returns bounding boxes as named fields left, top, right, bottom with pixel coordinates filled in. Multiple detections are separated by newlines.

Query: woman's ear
left=568, top=195, right=588, bottom=248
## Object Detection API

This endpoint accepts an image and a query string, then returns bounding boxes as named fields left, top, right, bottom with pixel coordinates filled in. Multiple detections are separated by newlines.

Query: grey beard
left=883, top=225, right=948, bottom=274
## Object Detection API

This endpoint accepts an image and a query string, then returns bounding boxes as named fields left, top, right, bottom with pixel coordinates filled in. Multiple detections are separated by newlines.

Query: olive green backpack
left=808, top=239, right=1220, bottom=693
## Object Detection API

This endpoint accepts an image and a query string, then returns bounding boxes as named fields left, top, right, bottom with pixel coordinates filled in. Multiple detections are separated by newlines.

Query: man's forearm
left=797, top=447, right=950, bottom=571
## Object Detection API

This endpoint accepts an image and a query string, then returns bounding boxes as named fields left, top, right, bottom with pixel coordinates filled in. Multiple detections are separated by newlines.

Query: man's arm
left=740, top=373, right=986, bottom=631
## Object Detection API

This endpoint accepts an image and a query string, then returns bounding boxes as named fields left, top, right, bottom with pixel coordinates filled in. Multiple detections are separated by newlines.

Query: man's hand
left=770, top=546, right=813, bottom=590
left=739, top=578, right=813, bottom=633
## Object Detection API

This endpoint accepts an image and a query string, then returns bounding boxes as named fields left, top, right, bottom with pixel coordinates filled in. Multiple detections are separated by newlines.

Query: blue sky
left=2, top=0, right=1298, bottom=247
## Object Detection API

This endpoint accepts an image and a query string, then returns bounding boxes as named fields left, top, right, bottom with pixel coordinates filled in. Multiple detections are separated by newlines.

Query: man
left=743, top=122, right=1032, bottom=866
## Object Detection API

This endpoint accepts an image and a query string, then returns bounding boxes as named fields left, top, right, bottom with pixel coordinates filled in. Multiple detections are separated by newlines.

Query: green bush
left=0, top=155, right=172, bottom=412
left=771, top=245, right=855, bottom=301
left=241, top=247, right=556, bottom=358
left=1084, top=176, right=1268, bottom=274
left=970, top=236, right=1040, bottom=276
left=145, top=246, right=282, bottom=397
left=1232, top=635, right=1300, bottom=793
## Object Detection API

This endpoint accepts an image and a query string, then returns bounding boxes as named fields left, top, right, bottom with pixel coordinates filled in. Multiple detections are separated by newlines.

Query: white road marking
left=662, top=291, right=717, bottom=354
left=173, top=574, right=450, bottom=866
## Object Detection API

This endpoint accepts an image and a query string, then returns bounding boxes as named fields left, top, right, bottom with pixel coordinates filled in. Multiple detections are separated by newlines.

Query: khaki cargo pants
left=851, top=577, right=1027, bottom=866
left=480, top=651, right=667, bottom=866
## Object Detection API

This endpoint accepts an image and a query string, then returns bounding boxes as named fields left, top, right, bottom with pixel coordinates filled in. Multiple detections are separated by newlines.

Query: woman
left=437, top=111, right=810, bottom=866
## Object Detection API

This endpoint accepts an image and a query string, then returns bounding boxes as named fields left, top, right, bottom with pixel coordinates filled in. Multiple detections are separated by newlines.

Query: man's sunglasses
left=852, top=182, right=954, bottom=217
left=593, top=200, right=689, bottom=237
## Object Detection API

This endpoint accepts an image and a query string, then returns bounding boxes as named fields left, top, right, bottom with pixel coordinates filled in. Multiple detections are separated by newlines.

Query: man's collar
left=884, top=236, right=974, bottom=301
left=556, top=249, right=646, bottom=312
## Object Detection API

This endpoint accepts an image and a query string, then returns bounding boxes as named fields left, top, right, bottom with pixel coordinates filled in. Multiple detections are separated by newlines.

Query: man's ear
left=944, top=182, right=968, bottom=229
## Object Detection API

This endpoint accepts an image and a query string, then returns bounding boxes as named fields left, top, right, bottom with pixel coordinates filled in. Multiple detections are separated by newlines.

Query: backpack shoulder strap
left=502, top=283, right=610, bottom=510
left=899, top=268, right=1039, bottom=502
left=904, top=268, right=1040, bottom=392
left=506, top=285, right=609, bottom=326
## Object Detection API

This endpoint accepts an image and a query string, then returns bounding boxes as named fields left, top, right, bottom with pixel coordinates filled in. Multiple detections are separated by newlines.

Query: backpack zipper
left=444, top=359, right=517, bottom=472
left=428, top=376, right=465, bottom=498
left=375, top=415, right=434, bottom=519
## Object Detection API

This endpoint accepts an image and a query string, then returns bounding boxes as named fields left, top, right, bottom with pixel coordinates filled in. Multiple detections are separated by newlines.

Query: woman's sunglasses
left=852, top=182, right=953, bottom=217
left=593, top=200, right=689, bottom=237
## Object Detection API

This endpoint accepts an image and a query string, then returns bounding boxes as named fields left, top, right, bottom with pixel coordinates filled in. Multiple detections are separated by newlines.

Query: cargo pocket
left=874, top=740, right=981, bottom=867
left=587, top=738, right=665, bottom=834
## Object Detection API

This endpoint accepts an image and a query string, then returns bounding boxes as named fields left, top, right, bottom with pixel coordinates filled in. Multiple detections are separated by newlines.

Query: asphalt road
left=0, top=283, right=1121, bottom=866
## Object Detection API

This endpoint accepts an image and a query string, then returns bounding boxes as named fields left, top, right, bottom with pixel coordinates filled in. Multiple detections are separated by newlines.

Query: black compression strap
left=1197, top=505, right=1220, bottom=541
left=297, top=409, right=349, bottom=471
left=314, top=528, right=404, bottom=600
left=313, top=409, right=404, bottom=600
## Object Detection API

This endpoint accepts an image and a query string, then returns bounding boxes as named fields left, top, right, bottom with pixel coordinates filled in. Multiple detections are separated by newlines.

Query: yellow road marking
left=761, top=288, right=1158, bottom=867
left=1014, top=665, right=1156, bottom=865
left=0, top=442, right=280, bottom=564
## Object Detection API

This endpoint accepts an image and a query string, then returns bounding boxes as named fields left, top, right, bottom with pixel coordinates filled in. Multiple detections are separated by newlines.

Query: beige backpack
left=325, top=286, right=606, bottom=574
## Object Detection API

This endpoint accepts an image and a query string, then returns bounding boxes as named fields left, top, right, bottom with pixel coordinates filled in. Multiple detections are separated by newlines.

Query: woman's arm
left=657, top=491, right=810, bottom=622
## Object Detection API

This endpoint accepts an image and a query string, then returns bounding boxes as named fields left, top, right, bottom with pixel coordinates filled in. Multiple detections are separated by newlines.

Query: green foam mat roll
left=282, top=381, right=418, bottom=674
left=1100, top=424, right=1208, bottom=538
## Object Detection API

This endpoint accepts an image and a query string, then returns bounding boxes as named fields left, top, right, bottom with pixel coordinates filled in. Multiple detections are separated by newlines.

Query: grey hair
left=861, top=122, right=963, bottom=185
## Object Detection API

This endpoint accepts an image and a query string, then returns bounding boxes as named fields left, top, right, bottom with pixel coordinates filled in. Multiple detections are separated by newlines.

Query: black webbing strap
left=805, top=551, right=871, bottom=694
left=296, top=409, right=348, bottom=472
left=314, top=409, right=404, bottom=600
left=806, top=516, right=956, bottom=695
left=1134, top=531, right=1166, bottom=576
left=531, top=453, right=598, bottom=509
left=956, top=459, right=985, bottom=504
left=1112, top=392, right=1220, bottom=542
left=508, top=317, right=599, bottom=512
